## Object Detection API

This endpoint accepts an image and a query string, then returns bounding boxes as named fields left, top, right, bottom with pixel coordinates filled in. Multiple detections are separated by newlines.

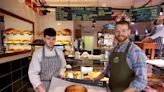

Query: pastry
left=65, top=85, right=87, bottom=92
left=62, top=29, right=71, bottom=35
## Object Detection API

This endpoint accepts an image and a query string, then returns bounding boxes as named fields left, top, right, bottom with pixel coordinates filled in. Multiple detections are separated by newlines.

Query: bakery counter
left=64, top=71, right=108, bottom=82
left=49, top=77, right=109, bottom=92
left=0, top=50, right=31, bottom=92
left=66, top=57, right=105, bottom=72
left=0, top=50, right=32, bottom=64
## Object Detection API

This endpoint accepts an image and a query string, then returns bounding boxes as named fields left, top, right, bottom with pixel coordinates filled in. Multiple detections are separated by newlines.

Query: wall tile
left=22, top=58, right=29, bottom=67
left=0, top=62, right=11, bottom=77
left=12, top=69, right=21, bottom=82
left=11, top=60, right=21, bottom=71
left=0, top=74, right=11, bottom=90
left=13, top=80, right=22, bottom=92
left=22, top=66, right=28, bottom=76
left=22, top=76, right=29, bottom=86
left=0, top=85, right=12, bottom=92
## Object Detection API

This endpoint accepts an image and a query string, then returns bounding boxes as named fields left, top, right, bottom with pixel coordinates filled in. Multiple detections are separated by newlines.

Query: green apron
left=109, top=42, right=135, bottom=92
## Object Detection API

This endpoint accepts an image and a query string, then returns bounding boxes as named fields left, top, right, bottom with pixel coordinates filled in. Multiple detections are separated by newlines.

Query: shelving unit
left=4, top=29, right=33, bottom=53
left=56, top=35, right=71, bottom=45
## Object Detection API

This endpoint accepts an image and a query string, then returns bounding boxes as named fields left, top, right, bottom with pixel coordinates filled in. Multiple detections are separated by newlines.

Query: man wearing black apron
left=28, top=28, right=66, bottom=92
left=93, top=21, right=147, bottom=92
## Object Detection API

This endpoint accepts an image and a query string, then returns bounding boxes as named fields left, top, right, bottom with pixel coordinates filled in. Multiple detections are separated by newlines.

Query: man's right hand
left=37, top=84, right=46, bottom=92
left=92, top=74, right=105, bottom=82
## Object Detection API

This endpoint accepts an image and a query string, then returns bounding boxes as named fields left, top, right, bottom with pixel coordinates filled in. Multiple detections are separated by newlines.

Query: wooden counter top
left=0, top=50, right=32, bottom=64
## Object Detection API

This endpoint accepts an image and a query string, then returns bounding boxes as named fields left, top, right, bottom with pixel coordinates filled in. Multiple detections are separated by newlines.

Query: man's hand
left=92, top=74, right=105, bottom=82
left=37, top=84, right=46, bottom=92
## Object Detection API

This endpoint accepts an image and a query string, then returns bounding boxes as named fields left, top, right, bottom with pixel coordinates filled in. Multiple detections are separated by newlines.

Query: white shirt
left=28, top=46, right=66, bottom=89
left=151, top=25, right=164, bottom=44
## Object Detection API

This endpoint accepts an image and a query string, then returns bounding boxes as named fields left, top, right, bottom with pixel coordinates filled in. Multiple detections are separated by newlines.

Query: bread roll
left=65, top=85, right=87, bottom=92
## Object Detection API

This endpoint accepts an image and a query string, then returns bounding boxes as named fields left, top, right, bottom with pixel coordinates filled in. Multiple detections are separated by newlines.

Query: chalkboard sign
left=56, top=7, right=112, bottom=21
left=127, top=6, right=160, bottom=22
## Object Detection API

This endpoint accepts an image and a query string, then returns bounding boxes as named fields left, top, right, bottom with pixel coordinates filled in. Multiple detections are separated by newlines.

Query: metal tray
left=66, top=78, right=110, bottom=92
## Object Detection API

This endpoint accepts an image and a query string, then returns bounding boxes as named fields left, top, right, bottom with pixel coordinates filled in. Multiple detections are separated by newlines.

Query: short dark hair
left=115, top=20, right=130, bottom=29
left=44, top=28, right=56, bottom=37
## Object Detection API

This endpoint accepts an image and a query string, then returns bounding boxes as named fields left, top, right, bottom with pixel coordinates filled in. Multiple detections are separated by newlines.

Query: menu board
left=127, top=6, right=160, bottom=22
left=56, top=7, right=112, bottom=21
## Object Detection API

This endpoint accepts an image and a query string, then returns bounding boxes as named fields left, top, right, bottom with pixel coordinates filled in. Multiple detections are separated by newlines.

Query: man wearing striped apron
left=28, top=28, right=66, bottom=92
left=93, top=21, right=147, bottom=92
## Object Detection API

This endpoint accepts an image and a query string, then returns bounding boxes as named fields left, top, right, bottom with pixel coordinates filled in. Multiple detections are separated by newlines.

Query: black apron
left=109, top=42, right=135, bottom=92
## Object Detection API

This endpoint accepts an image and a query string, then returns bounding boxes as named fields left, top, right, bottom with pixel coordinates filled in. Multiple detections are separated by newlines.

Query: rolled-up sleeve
left=28, top=51, right=42, bottom=89
left=151, top=27, right=164, bottom=39
left=57, top=49, right=66, bottom=76
left=129, top=50, right=147, bottom=91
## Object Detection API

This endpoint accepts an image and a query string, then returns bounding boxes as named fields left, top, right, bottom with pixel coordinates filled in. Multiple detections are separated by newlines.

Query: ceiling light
left=131, top=22, right=135, bottom=25
left=160, top=8, right=163, bottom=15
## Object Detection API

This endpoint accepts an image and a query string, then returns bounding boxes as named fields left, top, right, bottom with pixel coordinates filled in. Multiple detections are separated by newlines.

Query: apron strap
left=42, top=46, right=45, bottom=59
left=124, top=42, right=131, bottom=55
left=54, top=48, right=59, bottom=57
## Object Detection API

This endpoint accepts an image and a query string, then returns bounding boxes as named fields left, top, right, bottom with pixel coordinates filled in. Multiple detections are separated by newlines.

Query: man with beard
left=93, top=21, right=147, bottom=92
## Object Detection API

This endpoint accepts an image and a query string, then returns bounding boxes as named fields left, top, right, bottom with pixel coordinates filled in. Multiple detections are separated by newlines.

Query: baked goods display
left=3, top=28, right=33, bottom=52
left=5, top=40, right=31, bottom=44
left=4, top=29, right=32, bottom=35
left=65, top=85, right=87, bottom=92
left=56, top=39, right=71, bottom=45
left=56, top=29, right=71, bottom=45
left=39, top=29, right=71, bottom=45
left=62, top=29, right=71, bottom=35
left=56, top=31, right=63, bottom=35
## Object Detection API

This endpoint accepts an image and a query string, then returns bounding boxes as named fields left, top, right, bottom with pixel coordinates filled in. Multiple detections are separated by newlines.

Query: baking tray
left=66, top=78, right=110, bottom=92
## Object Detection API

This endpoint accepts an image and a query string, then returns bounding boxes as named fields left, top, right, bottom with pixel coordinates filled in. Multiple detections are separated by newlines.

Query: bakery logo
left=113, top=57, right=119, bottom=63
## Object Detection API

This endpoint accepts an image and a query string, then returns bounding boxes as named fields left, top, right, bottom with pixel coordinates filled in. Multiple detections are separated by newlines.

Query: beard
left=115, top=35, right=128, bottom=43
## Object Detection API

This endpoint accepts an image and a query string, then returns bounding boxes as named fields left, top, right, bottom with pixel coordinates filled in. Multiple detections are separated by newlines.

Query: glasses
left=115, top=29, right=129, bottom=34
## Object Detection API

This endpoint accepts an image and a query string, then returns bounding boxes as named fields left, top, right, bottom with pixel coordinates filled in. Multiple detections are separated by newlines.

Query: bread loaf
left=65, top=85, right=87, bottom=92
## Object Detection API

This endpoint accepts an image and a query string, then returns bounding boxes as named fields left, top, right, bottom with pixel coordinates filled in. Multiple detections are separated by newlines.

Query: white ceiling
left=44, top=0, right=164, bottom=9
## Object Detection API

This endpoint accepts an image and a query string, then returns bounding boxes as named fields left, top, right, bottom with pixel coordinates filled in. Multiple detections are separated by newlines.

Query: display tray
left=49, top=77, right=110, bottom=92
left=66, top=78, right=110, bottom=92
